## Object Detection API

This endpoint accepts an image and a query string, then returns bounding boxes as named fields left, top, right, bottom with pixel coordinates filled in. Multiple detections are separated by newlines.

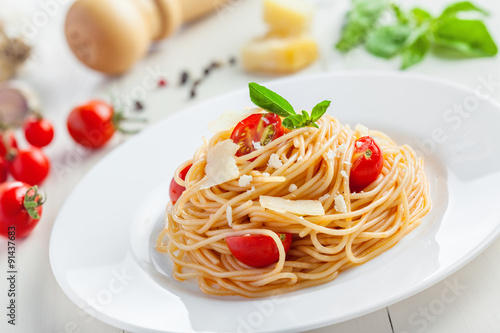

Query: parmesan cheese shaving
left=326, top=150, right=335, bottom=160
left=201, top=140, right=240, bottom=189
left=268, top=154, right=283, bottom=169
left=239, top=175, right=253, bottom=187
left=334, top=194, right=347, bottom=213
left=253, top=141, right=263, bottom=149
left=336, top=144, right=346, bottom=154
left=289, top=184, right=298, bottom=192
left=259, top=195, right=325, bottom=216
left=207, top=108, right=258, bottom=133
left=340, top=170, right=348, bottom=178
left=318, top=193, right=330, bottom=201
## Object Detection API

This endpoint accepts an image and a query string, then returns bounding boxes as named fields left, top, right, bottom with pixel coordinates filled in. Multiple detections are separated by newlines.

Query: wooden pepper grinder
left=65, top=0, right=232, bottom=74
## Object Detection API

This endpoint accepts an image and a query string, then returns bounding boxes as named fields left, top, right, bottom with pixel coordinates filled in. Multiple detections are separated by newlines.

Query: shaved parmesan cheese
left=340, top=170, right=348, bottom=178
left=201, top=140, right=240, bottom=189
left=344, top=161, right=351, bottom=166
left=247, top=186, right=256, bottom=194
left=318, top=193, right=330, bottom=201
left=207, top=108, right=258, bottom=133
left=355, top=123, right=369, bottom=137
left=289, top=184, right=298, bottom=192
left=262, top=172, right=270, bottom=177
left=268, top=154, right=283, bottom=169
left=226, top=206, right=233, bottom=227
left=327, top=150, right=335, bottom=160
left=356, top=141, right=363, bottom=148
left=239, top=174, right=253, bottom=187
left=334, top=194, right=347, bottom=213
left=260, top=195, right=325, bottom=216
left=253, top=141, right=263, bottom=149
left=336, top=144, right=346, bottom=154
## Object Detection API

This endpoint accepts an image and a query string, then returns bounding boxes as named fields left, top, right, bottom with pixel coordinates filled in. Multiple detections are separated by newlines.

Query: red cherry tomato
left=230, top=113, right=284, bottom=157
left=169, top=164, right=192, bottom=204
left=226, top=233, right=292, bottom=268
left=0, top=131, right=18, bottom=156
left=0, top=156, right=8, bottom=183
left=24, top=116, right=54, bottom=148
left=9, top=147, right=50, bottom=185
left=349, top=136, right=384, bottom=193
left=67, top=100, right=116, bottom=148
left=0, top=182, right=44, bottom=238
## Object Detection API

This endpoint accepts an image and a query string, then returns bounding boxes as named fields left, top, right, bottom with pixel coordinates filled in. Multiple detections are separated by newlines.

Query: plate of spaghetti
left=50, top=72, right=500, bottom=333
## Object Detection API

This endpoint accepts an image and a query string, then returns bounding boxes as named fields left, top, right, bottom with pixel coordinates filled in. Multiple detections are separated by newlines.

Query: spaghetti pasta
left=156, top=114, right=431, bottom=298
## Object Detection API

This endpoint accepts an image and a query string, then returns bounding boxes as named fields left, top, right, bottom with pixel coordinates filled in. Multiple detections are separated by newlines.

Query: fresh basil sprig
left=336, top=0, right=498, bottom=69
left=249, top=82, right=331, bottom=130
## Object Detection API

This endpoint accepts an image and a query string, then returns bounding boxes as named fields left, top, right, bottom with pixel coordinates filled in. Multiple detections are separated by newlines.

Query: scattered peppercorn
left=134, top=100, right=144, bottom=111
left=179, top=71, right=189, bottom=86
left=229, top=56, right=237, bottom=65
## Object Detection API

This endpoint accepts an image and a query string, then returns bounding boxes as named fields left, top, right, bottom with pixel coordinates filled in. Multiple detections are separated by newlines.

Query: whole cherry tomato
left=349, top=136, right=384, bottom=193
left=67, top=100, right=116, bottom=149
left=169, top=164, right=192, bottom=204
left=230, top=113, right=284, bottom=156
left=0, top=131, right=18, bottom=156
left=0, top=156, right=8, bottom=183
left=9, top=147, right=50, bottom=185
left=0, top=182, right=44, bottom=238
left=24, top=116, right=54, bottom=148
left=226, top=233, right=292, bottom=267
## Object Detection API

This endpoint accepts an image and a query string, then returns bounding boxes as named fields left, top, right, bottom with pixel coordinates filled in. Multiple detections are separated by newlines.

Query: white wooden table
left=1, top=0, right=500, bottom=332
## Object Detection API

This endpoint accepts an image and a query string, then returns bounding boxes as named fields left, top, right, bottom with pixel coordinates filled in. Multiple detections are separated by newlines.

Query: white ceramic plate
left=50, top=72, right=500, bottom=333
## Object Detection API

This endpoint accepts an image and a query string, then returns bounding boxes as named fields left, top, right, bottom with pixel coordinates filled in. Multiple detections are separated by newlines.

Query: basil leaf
left=366, top=23, right=412, bottom=58
left=282, top=114, right=307, bottom=129
left=401, top=34, right=430, bottom=69
left=311, top=100, right=331, bottom=122
left=433, top=18, right=498, bottom=57
left=410, top=8, right=433, bottom=25
left=336, top=0, right=389, bottom=53
left=249, top=82, right=295, bottom=117
left=439, top=1, right=488, bottom=19
left=392, top=4, right=408, bottom=24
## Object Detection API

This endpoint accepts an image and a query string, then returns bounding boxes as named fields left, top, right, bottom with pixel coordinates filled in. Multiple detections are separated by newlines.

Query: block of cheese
left=264, top=0, right=314, bottom=35
left=242, top=33, right=318, bottom=74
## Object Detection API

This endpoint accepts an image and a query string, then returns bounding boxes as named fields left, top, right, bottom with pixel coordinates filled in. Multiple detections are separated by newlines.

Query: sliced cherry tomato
left=0, top=131, right=18, bottom=156
left=226, top=233, right=292, bottom=268
left=0, top=182, right=44, bottom=238
left=230, top=113, right=284, bottom=157
left=67, top=100, right=116, bottom=148
left=0, top=156, right=8, bottom=183
left=9, top=147, right=50, bottom=185
left=24, top=116, right=54, bottom=148
left=169, top=164, right=192, bottom=204
left=349, top=136, right=383, bottom=193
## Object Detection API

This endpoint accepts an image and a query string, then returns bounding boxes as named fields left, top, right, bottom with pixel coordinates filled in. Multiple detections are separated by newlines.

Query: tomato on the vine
left=349, top=136, right=384, bottom=193
left=169, top=164, right=192, bottom=204
left=0, top=131, right=18, bottom=156
left=0, top=182, right=44, bottom=238
left=24, top=116, right=54, bottom=148
left=67, top=100, right=116, bottom=148
left=0, top=156, right=8, bottom=183
left=230, top=113, right=284, bottom=157
left=9, top=147, right=50, bottom=185
left=226, top=233, right=292, bottom=268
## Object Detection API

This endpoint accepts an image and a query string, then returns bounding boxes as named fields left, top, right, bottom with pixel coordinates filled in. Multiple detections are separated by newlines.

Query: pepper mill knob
left=65, top=0, right=230, bottom=74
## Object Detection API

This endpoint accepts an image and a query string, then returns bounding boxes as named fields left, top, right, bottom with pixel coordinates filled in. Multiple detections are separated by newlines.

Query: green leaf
left=282, top=114, right=307, bottom=129
left=392, top=4, right=408, bottom=24
left=336, top=0, right=390, bottom=53
left=365, top=23, right=412, bottom=58
left=248, top=82, right=295, bottom=117
left=401, top=33, right=430, bottom=69
left=410, top=8, right=433, bottom=25
left=439, top=1, right=488, bottom=19
left=433, top=18, right=498, bottom=57
left=311, top=100, right=331, bottom=122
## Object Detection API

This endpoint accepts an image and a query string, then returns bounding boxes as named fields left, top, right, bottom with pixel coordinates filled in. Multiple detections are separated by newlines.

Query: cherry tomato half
left=0, top=182, right=44, bottom=238
left=9, top=147, right=50, bottom=186
left=169, top=164, right=192, bottom=204
left=349, top=136, right=383, bottom=193
left=67, top=100, right=115, bottom=149
left=0, top=131, right=18, bottom=156
left=24, top=117, right=54, bottom=148
left=226, top=233, right=292, bottom=268
left=230, top=113, right=284, bottom=157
